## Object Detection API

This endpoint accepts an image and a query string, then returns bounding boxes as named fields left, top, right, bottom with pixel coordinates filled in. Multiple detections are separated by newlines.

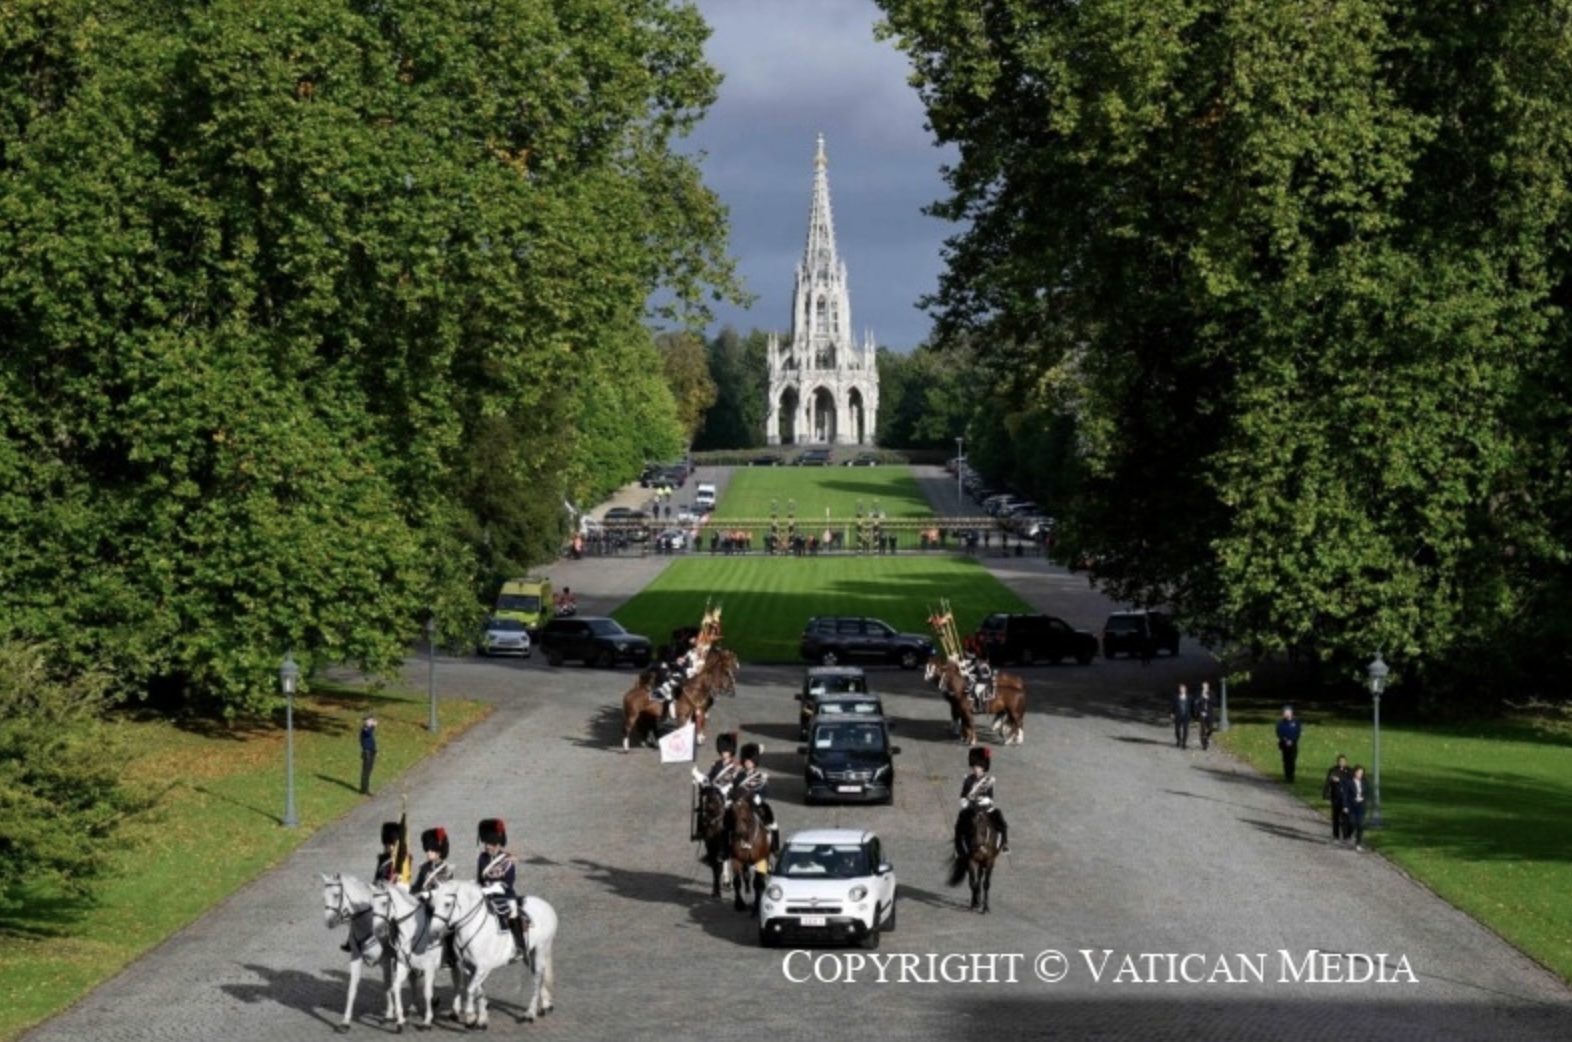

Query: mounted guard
left=476, top=818, right=530, bottom=963
left=954, top=747, right=1009, bottom=856
left=732, top=742, right=778, bottom=854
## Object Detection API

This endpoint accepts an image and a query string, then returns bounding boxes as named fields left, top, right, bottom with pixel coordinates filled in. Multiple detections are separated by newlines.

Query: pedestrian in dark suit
left=1343, top=765, right=1369, bottom=850
left=1171, top=684, right=1192, bottom=748
left=359, top=715, right=378, bottom=795
left=1275, top=705, right=1302, bottom=782
left=1322, top=754, right=1352, bottom=842
left=1194, top=683, right=1216, bottom=750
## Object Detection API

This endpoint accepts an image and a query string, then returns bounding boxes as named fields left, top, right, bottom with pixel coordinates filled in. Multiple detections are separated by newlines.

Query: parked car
left=1101, top=610, right=1182, bottom=660
left=797, top=666, right=870, bottom=738
left=971, top=612, right=1096, bottom=666
left=844, top=452, right=881, bottom=466
left=654, top=528, right=688, bottom=553
left=799, top=616, right=934, bottom=670
left=749, top=453, right=784, bottom=466
left=536, top=616, right=654, bottom=668
left=477, top=616, right=532, bottom=658
left=793, top=448, right=832, bottom=466
left=759, top=828, right=896, bottom=948
left=602, top=507, right=650, bottom=542
left=798, top=716, right=900, bottom=805
left=694, top=482, right=717, bottom=510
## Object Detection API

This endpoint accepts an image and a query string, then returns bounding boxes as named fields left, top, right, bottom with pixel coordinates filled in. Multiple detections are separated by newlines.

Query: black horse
left=948, top=800, right=1001, bottom=913
left=694, top=783, right=730, bottom=900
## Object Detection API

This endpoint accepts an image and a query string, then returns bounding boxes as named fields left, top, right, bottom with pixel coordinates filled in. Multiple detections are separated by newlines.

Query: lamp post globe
left=280, top=652, right=300, bottom=829
left=1367, top=652, right=1389, bottom=828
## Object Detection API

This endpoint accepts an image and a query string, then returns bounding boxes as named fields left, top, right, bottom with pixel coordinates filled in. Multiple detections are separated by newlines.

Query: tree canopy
left=877, top=0, right=1572, bottom=698
left=0, top=0, right=740, bottom=715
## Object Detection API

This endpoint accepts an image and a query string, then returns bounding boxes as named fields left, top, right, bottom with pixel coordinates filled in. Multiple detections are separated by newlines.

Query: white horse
left=425, top=880, right=558, bottom=1028
left=320, top=873, right=397, bottom=1032
left=370, top=883, right=467, bottom=1031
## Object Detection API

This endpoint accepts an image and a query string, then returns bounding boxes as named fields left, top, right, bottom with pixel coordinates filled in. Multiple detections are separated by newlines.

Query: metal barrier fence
left=572, top=517, right=1052, bottom=559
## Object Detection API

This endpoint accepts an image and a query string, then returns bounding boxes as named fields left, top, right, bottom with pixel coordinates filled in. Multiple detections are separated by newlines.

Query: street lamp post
left=427, top=615, right=438, bottom=733
left=1367, top=652, right=1389, bottom=828
left=1218, top=676, right=1230, bottom=732
left=280, top=652, right=300, bottom=828
left=955, top=436, right=964, bottom=508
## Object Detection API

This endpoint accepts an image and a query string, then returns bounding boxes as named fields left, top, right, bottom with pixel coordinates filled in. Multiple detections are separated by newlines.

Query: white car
left=758, top=828, right=896, bottom=949
left=477, top=616, right=532, bottom=657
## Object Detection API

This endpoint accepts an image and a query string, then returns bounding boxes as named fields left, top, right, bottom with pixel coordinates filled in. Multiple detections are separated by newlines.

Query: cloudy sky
left=682, top=0, right=956, bottom=352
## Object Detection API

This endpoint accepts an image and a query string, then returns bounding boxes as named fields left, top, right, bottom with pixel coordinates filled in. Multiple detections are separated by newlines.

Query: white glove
left=481, top=882, right=503, bottom=895
left=691, top=767, right=706, bottom=785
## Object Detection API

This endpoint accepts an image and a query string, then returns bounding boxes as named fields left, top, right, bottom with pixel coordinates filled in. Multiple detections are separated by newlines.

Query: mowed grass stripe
left=614, top=555, right=1034, bottom=664
left=709, top=466, right=935, bottom=521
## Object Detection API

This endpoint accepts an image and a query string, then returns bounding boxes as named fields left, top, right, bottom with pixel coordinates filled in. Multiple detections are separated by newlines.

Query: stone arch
left=776, top=386, right=801, bottom=445
left=846, top=387, right=868, bottom=445
left=809, top=386, right=838, bottom=444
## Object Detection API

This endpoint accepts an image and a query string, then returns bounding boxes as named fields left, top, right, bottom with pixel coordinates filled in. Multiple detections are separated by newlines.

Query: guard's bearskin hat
left=381, top=821, right=402, bottom=846
left=421, top=827, right=449, bottom=858
left=716, top=732, right=737, bottom=756
left=739, top=742, right=761, bottom=763
left=968, top=747, right=990, bottom=769
left=478, top=818, right=507, bottom=847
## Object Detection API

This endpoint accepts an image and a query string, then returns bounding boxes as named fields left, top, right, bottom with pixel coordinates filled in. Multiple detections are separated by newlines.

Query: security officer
left=1172, top=683, right=1192, bottom=749
left=1194, top=682, right=1216, bottom=750
left=1276, top=705, right=1303, bottom=782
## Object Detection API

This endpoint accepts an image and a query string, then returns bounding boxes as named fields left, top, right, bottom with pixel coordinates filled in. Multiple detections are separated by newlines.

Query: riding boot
left=509, top=917, right=527, bottom=963
left=993, top=809, right=1010, bottom=853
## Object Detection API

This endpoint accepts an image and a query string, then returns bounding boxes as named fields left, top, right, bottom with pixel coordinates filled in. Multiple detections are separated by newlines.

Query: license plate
left=836, top=784, right=863, bottom=793
left=799, top=916, right=827, bottom=927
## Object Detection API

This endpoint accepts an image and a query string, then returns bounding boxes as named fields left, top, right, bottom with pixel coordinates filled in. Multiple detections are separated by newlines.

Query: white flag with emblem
left=659, top=722, right=697, bottom=764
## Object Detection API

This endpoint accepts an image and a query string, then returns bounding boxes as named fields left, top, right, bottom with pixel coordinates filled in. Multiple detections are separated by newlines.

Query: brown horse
left=947, top=799, right=1001, bottom=913
left=927, top=659, right=1027, bottom=746
left=672, top=648, right=738, bottom=745
left=620, top=667, right=665, bottom=752
left=725, top=793, right=774, bottom=913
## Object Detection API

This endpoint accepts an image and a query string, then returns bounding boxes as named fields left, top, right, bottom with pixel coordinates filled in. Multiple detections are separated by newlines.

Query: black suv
left=537, top=616, right=654, bottom=668
left=798, top=716, right=900, bottom=805
left=793, top=448, right=832, bottom=466
left=1101, top=610, right=1182, bottom=660
left=799, top=617, right=934, bottom=670
left=797, top=666, right=871, bottom=738
left=972, top=612, right=1097, bottom=666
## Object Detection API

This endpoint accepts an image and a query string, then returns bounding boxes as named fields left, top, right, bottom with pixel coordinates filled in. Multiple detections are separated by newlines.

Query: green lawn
left=1219, top=693, right=1572, bottom=982
left=709, top=466, right=937, bottom=521
left=614, top=554, right=1033, bottom=663
left=0, top=684, right=491, bottom=1042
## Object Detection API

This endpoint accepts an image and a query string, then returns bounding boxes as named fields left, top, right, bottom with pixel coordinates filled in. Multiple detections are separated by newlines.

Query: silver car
left=478, top=616, right=532, bottom=657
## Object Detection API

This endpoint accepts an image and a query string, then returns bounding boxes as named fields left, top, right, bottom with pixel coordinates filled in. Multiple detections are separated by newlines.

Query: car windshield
left=816, top=700, right=880, bottom=717
left=778, top=844, right=871, bottom=879
left=811, top=723, right=886, bottom=752
left=806, top=674, right=867, bottom=695
left=587, top=618, right=628, bottom=636
left=488, top=618, right=525, bottom=632
left=497, top=594, right=541, bottom=612
left=1108, top=615, right=1147, bottom=632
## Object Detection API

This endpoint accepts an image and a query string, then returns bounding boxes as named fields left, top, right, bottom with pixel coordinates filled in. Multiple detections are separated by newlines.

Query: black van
left=972, top=612, right=1098, bottom=666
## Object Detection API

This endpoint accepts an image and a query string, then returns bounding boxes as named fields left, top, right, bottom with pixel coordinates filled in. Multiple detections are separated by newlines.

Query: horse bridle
left=372, top=888, right=425, bottom=954
left=324, top=878, right=374, bottom=930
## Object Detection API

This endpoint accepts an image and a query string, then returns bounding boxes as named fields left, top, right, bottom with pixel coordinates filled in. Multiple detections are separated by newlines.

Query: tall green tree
left=694, top=326, right=768, bottom=450
left=0, top=0, right=739, bottom=715
left=878, top=0, right=1572, bottom=696
left=655, top=329, right=719, bottom=444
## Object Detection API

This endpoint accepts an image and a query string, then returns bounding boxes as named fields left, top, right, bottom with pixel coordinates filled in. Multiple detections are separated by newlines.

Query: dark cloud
left=680, top=0, right=956, bottom=351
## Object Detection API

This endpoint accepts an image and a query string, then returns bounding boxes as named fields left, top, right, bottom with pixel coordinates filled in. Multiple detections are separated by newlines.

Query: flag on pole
left=393, top=798, right=412, bottom=885
left=659, top=722, right=698, bottom=764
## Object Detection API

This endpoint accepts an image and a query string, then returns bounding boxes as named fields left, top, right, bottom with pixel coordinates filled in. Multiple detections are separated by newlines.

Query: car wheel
left=1018, top=647, right=1036, bottom=666
left=897, top=649, right=920, bottom=670
left=1076, top=650, right=1093, bottom=665
left=820, top=649, right=841, bottom=667
left=522, top=650, right=533, bottom=659
left=759, top=927, right=779, bottom=949
left=862, top=923, right=881, bottom=950
left=594, top=648, right=615, bottom=668
left=546, top=648, right=564, bottom=667
left=883, top=899, right=897, bottom=933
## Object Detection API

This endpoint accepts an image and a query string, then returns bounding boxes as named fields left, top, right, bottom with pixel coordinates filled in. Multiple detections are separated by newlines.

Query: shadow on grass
left=1383, top=765, right=1572, bottom=863
left=0, top=886, right=92, bottom=937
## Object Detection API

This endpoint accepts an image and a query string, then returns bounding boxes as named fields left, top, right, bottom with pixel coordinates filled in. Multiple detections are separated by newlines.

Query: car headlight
left=807, top=766, right=824, bottom=780
left=848, top=885, right=868, bottom=903
left=873, top=765, right=890, bottom=780
left=766, top=884, right=783, bottom=901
